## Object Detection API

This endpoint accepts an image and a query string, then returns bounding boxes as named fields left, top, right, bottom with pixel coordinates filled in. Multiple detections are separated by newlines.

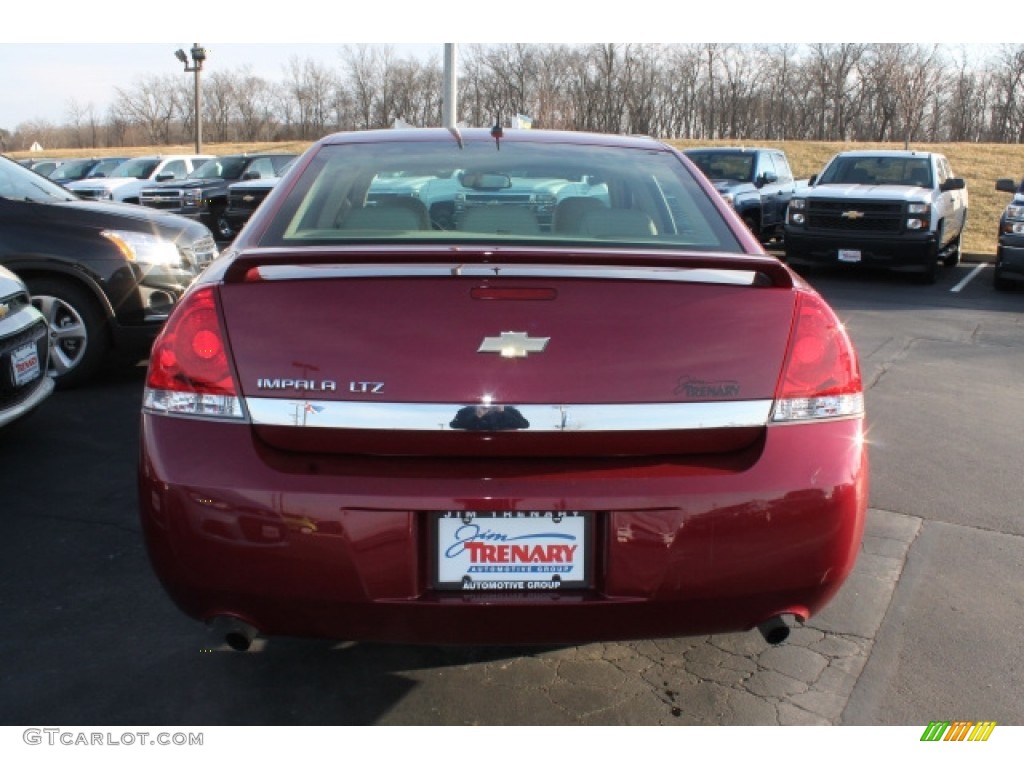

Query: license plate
left=434, top=512, right=591, bottom=591
left=11, top=342, right=41, bottom=387
left=838, top=249, right=862, bottom=263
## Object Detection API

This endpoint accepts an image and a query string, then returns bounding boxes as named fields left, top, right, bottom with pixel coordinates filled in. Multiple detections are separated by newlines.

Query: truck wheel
left=27, top=277, right=110, bottom=389
left=742, top=213, right=762, bottom=241
left=943, top=231, right=962, bottom=267
left=216, top=214, right=235, bottom=241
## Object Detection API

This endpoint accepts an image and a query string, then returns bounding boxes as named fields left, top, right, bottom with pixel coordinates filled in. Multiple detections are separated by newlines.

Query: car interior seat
left=576, top=208, right=657, bottom=238
left=459, top=206, right=540, bottom=235
left=552, top=197, right=607, bottom=234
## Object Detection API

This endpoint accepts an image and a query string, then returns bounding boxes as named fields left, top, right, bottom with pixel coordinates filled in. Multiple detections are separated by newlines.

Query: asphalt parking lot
left=1, top=258, right=1022, bottom=726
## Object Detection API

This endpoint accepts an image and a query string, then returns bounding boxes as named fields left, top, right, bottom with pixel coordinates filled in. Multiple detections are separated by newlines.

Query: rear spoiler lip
left=217, top=245, right=794, bottom=288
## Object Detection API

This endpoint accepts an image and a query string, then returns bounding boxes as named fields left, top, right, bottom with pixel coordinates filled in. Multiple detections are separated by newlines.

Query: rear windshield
left=259, top=137, right=741, bottom=251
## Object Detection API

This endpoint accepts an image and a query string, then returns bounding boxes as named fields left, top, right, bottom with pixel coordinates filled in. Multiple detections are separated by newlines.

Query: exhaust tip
left=209, top=615, right=259, bottom=652
left=757, top=614, right=795, bottom=645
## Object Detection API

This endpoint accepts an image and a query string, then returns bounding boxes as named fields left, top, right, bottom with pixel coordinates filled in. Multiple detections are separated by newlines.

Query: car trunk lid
left=217, top=246, right=796, bottom=457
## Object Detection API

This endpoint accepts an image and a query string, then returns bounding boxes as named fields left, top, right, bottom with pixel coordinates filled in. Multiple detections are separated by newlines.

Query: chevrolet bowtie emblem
left=478, top=332, right=550, bottom=358
left=242, top=195, right=255, bottom=202
left=841, top=210, right=865, bottom=220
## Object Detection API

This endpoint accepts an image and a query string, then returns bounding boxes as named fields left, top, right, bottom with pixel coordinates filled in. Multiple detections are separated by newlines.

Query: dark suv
left=0, top=155, right=218, bottom=387
left=138, top=153, right=296, bottom=240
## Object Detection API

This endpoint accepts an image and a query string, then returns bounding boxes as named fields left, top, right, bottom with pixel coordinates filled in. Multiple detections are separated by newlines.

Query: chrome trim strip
left=0, top=306, right=47, bottom=336
left=245, top=398, right=774, bottom=432
left=251, top=263, right=758, bottom=286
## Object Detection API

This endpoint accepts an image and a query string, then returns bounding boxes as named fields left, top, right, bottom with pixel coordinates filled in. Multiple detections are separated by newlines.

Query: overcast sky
left=0, top=3, right=1007, bottom=132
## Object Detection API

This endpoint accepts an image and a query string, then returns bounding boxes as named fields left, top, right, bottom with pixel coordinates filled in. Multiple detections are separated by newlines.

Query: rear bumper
left=784, top=229, right=937, bottom=270
left=0, top=373, right=53, bottom=428
left=138, top=415, right=868, bottom=645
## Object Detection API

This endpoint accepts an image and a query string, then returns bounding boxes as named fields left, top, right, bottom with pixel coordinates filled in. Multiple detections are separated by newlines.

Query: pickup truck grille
left=139, top=189, right=184, bottom=209
left=806, top=200, right=904, bottom=234
left=228, top=188, right=271, bottom=213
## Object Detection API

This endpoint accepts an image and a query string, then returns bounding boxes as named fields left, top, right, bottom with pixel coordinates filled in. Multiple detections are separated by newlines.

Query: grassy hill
left=13, top=138, right=1024, bottom=258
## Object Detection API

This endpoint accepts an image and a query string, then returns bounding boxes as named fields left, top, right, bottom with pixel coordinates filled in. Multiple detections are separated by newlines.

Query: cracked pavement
left=366, top=508, right=917, bottom=725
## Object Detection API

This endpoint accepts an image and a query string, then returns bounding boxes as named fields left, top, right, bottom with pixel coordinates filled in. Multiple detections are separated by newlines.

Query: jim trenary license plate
left=434, top=511, right=592, bottom=591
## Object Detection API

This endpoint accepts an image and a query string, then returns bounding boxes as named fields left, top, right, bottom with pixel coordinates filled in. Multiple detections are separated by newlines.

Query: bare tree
left=283, top=56, right=339, bottom=139
left=203, top=70, right=238, bottom=143
left=234, top=68, right=279, bottom=141
left=13, top=43, right=1024, bottom=148
left=946, top=46, right=990, bottom=142
left=341, top=44, right=381, bottom=130
left=895, top=44, right=945, bottom=147
left=805, top=43, right=866, bottom=140
left=990, top=44, right=1024, bottom=142
left=112, top=75, right=179, bottom=145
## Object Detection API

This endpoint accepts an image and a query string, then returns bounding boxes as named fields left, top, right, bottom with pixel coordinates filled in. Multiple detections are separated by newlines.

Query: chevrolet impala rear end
left=138, top=129, right=867, bottom=649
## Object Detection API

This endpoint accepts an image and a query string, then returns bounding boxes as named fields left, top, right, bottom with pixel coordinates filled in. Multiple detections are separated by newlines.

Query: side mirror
left=155, top=173, right=174, bottom=182
left=995, top=178, right=1018, bottom=194
left=940, top=178, right=966, bottom=192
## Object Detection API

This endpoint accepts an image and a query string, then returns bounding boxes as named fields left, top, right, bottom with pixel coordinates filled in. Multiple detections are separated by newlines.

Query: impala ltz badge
left=257, top=378, right=337, bottom=391
left=478, top=332, right=550, bottom=358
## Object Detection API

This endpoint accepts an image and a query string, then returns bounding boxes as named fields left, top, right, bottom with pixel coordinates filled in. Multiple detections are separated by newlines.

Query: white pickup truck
left=783, top=149, right=968, bottom=283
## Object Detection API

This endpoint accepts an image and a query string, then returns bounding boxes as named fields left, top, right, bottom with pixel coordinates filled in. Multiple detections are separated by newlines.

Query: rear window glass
left=259, top=136, right=741, bottom=252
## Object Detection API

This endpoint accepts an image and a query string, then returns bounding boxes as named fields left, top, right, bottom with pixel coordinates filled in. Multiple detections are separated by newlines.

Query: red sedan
left=139, top=128, right=867, bottom=650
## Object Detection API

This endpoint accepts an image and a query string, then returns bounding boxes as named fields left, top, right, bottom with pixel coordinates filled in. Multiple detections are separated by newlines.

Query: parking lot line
left=950, top=263, right=988, bottom=293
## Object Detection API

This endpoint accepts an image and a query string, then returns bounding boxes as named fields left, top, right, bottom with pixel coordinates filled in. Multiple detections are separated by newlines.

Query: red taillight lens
left=148, top=287, right=236, bottom=394
left=143, top=287, right=244, bottom=420
left=773, top=292, right=863, bottom=422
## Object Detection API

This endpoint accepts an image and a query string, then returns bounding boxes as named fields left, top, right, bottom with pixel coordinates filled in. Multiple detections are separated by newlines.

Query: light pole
left=174, top=44, right=206, bottom=153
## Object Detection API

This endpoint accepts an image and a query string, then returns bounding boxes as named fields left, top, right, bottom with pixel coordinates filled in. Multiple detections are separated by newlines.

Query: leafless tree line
left=7, top=43, right=1024, bottom=151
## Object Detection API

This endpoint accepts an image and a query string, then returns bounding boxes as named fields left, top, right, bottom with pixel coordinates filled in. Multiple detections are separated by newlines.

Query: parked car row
left=137, top=152, right=296, bottom=239
left=12, top=152, right=298, bottom=243
left=690, top=146, right=977, bottom=286
left=0, top=148, right=343, bottom=395
left=0, top=154, right=219, bottom=389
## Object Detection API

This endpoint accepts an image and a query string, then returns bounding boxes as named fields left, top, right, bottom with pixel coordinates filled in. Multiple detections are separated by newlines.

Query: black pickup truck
left=683, top=147, right=802, bottom=243
left=138, top=153, right=296, bottom=240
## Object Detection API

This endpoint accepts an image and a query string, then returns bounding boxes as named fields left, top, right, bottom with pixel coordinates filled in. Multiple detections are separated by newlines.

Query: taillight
left=143, top=286, right=245, bottom=420
left=772, top=291, right=864, bottom=422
